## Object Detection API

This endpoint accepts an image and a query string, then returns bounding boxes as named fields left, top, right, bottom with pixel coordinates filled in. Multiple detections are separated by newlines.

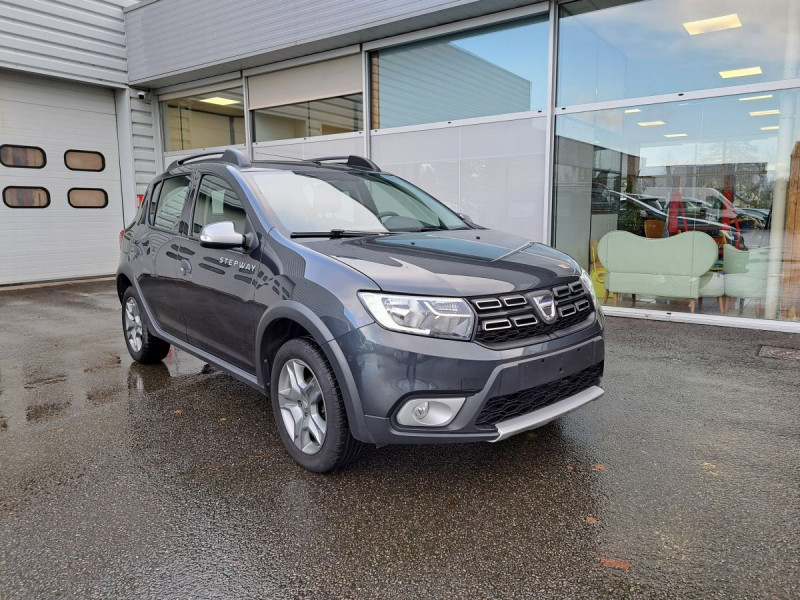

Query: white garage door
left=0, top=70, right=123, bottom=285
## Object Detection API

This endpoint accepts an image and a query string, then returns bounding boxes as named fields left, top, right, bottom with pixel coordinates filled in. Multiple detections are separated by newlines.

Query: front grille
left=475, top=362, right=604, bottom=428
left=470, top=279, right=594, bottom=346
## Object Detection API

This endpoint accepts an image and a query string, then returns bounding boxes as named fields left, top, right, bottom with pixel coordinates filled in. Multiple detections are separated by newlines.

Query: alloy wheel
left=277, top=358, right=327, bottom=454
left=124, top=297, right=144, bottom=353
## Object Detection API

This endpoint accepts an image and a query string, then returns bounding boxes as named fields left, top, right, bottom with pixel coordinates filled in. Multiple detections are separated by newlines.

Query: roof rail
left=166, top=148, right=252, bottom=171
left=307, top=155, right=380, bottom=171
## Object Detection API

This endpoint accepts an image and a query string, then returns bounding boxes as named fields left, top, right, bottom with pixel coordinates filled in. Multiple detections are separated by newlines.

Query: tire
left=270, top=338, right=363, bottom=473
left=121, top=287, right=170, bottom=364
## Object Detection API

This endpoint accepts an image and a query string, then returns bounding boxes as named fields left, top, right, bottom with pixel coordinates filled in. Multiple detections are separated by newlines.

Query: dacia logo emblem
left=531, top=291, right=558, bottom=324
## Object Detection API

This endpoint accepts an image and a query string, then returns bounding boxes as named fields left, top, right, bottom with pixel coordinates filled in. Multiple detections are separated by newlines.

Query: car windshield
left=245, top=169, right=468, bottom=234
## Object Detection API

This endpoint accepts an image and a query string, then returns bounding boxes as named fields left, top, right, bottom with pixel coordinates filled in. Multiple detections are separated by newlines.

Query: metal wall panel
left=124, top=0, right=537, bottom=86
left=0, top=70, right=123, bottom=284
left=371, top=117, right=547, bottom=241
left=0, top=0, right=135, bottom=87
left=129, top=90, right=158, bottom=194
left=252, top=134, right=365, bottom=162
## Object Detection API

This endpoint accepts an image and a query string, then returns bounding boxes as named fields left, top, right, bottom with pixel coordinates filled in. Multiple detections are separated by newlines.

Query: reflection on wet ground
left=0, top=280, right=798, bottom=599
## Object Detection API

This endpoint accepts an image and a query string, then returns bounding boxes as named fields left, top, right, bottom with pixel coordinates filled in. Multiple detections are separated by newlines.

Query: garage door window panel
left=3, top=186, right=50, bottom=208
left=151, top=176, right=191, bottom=233
left=0, top=145, right=46, bottom=169
left=64, top=150, right=105, bottom=172
left=192, top=175, right=247, bottom=235
left=68, top=188, right=108, bottom=208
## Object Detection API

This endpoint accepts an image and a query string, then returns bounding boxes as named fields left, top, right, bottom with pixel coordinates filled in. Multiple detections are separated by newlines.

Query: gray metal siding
left=129, top=91, right=158, bottom=193
left=0, top=0, right=136, bottom=86
left=124, top=0, right=538, bottom=86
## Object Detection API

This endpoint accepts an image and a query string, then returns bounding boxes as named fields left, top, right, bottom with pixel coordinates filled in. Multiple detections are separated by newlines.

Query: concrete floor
left=0, top=280, right=798, bottom=599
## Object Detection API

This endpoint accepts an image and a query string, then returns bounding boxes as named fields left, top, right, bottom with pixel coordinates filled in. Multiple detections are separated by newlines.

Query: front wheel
left=270, top=338, right=363, bottom=472
left=121, top=287, right=170, bottom=364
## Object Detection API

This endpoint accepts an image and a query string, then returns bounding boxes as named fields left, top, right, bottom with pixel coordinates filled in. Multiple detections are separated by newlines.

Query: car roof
left=164, top=148, right=380, bottom=176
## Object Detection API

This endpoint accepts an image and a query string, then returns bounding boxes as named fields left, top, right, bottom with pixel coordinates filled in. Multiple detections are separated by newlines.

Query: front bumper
left=330, top=320, right=604, bottom=444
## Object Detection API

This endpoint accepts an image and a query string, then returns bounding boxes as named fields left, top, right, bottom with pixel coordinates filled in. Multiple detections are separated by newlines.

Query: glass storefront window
left=161, top=86, right=245, bottom=152
left=252, top=94, right=362, bottom=142
left=558, top=0, right=800, bottom=106
left=371, top=15, right=549, bottom=129
left=554, top=89, right=800, bottom=321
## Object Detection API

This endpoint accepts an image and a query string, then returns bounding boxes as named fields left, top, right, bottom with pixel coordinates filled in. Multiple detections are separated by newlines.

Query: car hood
left=298, top=229, right=581, bottom=296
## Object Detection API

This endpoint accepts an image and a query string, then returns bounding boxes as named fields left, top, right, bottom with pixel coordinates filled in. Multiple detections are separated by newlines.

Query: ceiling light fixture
left=683, top=14, right=742, bottom=35
left=739, top=94, right=773, bottom=102
left=199, top=97, right=241, bottom=106
left=761, top=126, right=779, bottom=131
left=719, top=66, right=762, bottom=79
left=664, top=133, right=688, bottom=138
left=749, top=109, right=780, bottom=116
left=638, top=121, right=666, bottom=127
left=624, top=108, right=641, bottom=114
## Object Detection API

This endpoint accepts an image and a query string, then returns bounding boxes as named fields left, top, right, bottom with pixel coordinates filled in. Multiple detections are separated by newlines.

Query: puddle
left=24, top=374, right=68, bottom=389
left=26, top=401, right=70, bottom=423
left=758, top=345, right=800, bottom=361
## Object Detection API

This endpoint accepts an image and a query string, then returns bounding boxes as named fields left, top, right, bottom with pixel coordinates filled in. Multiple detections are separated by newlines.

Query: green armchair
left=598, top=231, right=722, bottom=312
left=723, top=245, right=770, bottom=316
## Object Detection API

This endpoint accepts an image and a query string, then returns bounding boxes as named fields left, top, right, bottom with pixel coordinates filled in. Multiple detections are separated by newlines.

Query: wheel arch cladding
left=256, top=301, right=372, bottom=443
left=117, top=273, right=132, bottom=302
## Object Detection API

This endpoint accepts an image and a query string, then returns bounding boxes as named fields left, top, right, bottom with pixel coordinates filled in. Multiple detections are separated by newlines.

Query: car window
left=192, top=175, right=247, bottom=236
left=246, top=170, right=467, bottom=233
left=151, top=176, right=191, bottom=233
left=365, top=179, right=444, bottom=226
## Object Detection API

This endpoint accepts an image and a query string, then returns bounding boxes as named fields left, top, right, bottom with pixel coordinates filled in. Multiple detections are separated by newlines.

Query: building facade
left=1, top=0, right=799, bottom=332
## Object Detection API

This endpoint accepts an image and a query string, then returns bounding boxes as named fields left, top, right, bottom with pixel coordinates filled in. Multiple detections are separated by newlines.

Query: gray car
left=117, top=149, right=605, bottom=472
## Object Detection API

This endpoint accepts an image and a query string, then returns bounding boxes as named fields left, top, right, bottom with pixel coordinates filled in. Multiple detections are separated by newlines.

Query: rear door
left=178, top=172, right=261, bottom=372
left=136, top=173, right=194, bottom=341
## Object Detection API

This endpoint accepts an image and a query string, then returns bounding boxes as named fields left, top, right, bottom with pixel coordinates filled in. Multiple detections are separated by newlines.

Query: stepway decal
left=219, top=257, right=256, bottom=272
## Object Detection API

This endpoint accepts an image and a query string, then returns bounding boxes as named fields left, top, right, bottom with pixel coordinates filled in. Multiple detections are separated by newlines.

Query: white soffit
left=248, top=54, right=362, bottom=110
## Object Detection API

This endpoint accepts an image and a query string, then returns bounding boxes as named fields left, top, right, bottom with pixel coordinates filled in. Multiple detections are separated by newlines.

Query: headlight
left=580, top=269, right=597, bottom=302
left=580, top=269, right=605, bottom=325
left=359, top=292, right=475, bottom=340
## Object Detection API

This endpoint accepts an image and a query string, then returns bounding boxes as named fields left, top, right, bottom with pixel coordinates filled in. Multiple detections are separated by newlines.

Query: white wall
left=252, top=133, right=365, bottom=161
left=371, top=117, right=548, bottom=241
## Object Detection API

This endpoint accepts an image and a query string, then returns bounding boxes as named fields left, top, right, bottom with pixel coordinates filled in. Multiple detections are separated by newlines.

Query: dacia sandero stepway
left=118, top=149, right=604, bottom=472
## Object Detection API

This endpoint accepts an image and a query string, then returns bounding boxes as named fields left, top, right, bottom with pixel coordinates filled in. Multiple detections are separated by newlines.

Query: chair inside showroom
left=589, top=239, right=607, bottom=300
left=723, top=245, right=770, bottom=317
left=644, top=219, right=665, bottom=238
left=598, top=230, right=722, bottom=312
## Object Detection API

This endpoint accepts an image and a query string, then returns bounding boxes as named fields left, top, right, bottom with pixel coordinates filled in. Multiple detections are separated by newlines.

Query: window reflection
left=371, top=16, right=549, bottom=129
left=558, top=0, right=800, bottom=105
left=554, top=89, right=800, bottom=321
left=252, top=94, right=362, bottom=142
left=161, top=87, right=245, bottom=152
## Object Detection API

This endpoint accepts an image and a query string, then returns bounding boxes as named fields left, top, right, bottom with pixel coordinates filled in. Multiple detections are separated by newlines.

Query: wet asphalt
left=0, top=280, right=798, bottom=599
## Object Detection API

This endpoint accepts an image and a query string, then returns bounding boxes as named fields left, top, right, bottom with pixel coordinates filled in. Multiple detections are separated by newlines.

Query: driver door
left=178, top=173, right=261, bottom=373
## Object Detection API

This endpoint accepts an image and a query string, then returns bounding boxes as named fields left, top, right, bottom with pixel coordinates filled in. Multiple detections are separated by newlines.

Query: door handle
left=179, top=259, right=192, bottom=276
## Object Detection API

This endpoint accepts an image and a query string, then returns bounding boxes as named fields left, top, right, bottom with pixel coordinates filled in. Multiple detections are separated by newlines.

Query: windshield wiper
left=290, top=229, right=388, bottom=239
left=393, top=226, right=471, bottom=233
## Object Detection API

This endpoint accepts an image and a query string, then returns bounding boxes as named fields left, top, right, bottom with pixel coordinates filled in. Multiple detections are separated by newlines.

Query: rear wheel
left=121, top=287, right=170, bottom=364
left=270, top=338, right=363, bottom=472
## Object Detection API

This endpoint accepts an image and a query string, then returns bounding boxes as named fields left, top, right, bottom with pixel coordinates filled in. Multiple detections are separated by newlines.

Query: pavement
left=0, top=280, right=798, bottom=599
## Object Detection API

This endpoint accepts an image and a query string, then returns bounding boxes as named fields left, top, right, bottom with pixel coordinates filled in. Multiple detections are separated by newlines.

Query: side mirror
left=457, top=212, right=478, bottom=227
left=199, top=221, right=245, bottom=249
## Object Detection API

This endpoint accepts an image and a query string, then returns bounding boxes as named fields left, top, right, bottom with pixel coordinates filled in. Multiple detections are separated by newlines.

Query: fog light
left=396, top=397, right=466, bottom=427
left=413, top=402, right=430, bottom=420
